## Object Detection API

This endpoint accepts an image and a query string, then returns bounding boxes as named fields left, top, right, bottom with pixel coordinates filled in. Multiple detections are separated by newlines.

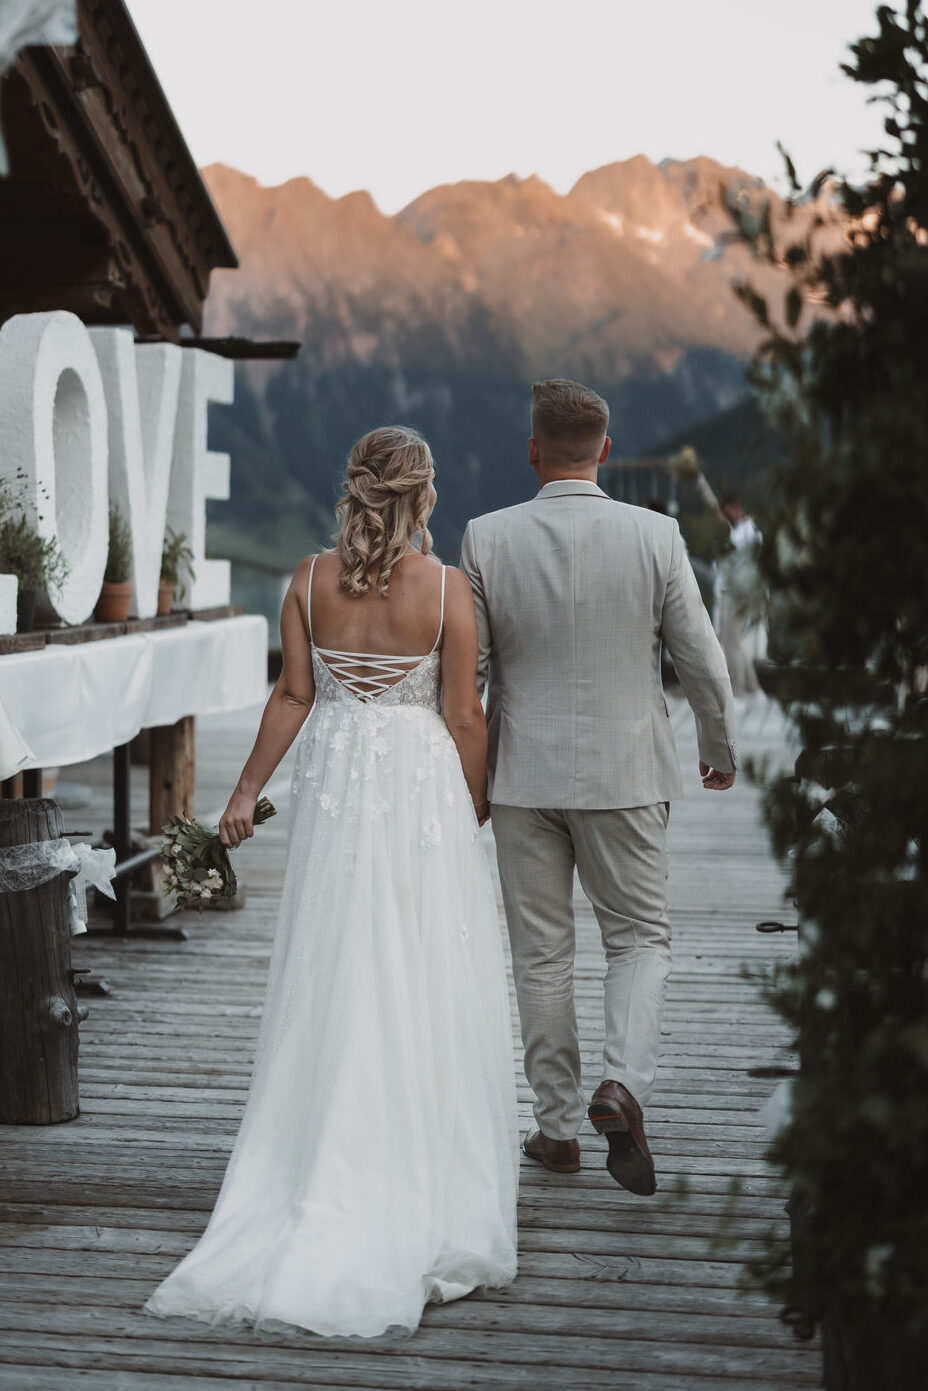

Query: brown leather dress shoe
left=588, top=1080, right=656, bottom=1196
left=523, top=1129, right=581, bottom=1173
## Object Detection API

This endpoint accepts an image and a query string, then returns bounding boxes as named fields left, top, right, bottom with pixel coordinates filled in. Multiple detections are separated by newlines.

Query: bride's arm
left=219, top=560, right=316, bottom=848
left=441, top=567, right=490, bottom=824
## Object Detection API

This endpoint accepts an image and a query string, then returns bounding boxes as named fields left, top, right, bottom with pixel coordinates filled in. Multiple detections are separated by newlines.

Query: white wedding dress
left=145, top=562, right=519, bottom=1338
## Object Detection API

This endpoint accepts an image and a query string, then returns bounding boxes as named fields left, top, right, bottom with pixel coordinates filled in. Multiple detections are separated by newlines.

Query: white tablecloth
left=0, top=615, right=267, bottom=774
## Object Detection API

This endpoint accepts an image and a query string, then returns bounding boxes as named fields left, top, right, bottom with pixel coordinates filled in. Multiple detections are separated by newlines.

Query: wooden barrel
left=0, top=798, right=82, bottom=1123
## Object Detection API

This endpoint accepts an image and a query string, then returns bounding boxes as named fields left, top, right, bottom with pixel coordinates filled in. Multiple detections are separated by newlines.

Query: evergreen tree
left=730, top=4, right=928, bottom=1381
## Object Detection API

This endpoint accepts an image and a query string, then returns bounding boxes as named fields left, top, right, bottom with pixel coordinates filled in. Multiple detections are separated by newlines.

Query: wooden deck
left=0, top=693, right=820, bottom=1390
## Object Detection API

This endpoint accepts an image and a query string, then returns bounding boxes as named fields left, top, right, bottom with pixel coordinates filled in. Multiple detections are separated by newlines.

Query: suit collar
left=536, top=478, right=608, bottom=500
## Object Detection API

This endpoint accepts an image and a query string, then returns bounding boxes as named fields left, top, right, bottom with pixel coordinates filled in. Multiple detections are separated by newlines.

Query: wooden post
left=149, top=716, right=196, bottom=833
left=140, top=716, right=195, bottom=902
left=0, top=798, right=82, bottom=1124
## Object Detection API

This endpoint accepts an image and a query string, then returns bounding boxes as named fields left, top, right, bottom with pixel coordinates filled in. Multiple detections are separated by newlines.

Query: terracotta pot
left=15, top=587, right=37, bottom=633
left=157, top=579, right=176, bottom=616
left=94, top=581, right=133, bottom=624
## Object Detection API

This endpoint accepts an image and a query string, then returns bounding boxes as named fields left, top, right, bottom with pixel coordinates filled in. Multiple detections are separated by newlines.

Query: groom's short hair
left=531, top=379, right=610, bottom=463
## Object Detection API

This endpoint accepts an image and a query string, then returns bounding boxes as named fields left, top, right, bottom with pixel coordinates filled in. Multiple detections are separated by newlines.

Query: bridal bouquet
left=160, top=797, right=277, bottom=908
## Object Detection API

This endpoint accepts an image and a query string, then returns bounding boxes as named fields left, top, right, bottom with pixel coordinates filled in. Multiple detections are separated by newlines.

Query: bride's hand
left=219, top=789, right=258, bottom=848
left=474, top=799, right=491, bottom=827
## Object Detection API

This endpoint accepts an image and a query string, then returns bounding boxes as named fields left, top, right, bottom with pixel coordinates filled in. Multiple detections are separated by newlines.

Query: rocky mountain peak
left=202, top=154, right=780, bottom=375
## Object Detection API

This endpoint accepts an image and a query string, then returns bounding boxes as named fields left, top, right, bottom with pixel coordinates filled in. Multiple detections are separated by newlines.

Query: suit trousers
left=491, top=802, right=672, bottom=1141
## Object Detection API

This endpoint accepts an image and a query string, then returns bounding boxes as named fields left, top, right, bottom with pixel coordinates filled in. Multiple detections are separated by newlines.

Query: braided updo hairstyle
left=334, top=426, right=435, bottom=596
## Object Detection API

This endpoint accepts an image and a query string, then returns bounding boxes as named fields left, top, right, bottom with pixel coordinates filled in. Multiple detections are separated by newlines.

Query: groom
left=461, top=379, right=738, bottom=1195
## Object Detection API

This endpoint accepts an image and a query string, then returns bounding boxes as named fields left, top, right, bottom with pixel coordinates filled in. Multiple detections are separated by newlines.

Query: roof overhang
left=0, top=0, right=238, bottom=340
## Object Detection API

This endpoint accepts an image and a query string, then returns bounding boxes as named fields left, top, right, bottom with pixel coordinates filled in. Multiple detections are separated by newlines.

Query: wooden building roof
left=0, top=0, right=239, bottom=341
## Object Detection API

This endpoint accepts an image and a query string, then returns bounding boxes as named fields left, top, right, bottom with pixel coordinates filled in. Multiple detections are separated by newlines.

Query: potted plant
left=95, top=503, right=133, bottom=623
left=159, top=527, right=195, bottom=615
left=0, top=506, right=69, bottom=633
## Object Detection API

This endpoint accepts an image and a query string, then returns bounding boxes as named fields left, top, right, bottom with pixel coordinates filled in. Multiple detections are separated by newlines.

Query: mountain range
left=201, top=155, right=787, bottom=571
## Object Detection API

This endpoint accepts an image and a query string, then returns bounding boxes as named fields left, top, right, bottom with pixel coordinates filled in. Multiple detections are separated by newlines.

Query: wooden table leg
left=87, top=728, right=191, bottom=942
left=112, top=743, right=131, bottom=935
left=22, top=768, right=42, bottom=798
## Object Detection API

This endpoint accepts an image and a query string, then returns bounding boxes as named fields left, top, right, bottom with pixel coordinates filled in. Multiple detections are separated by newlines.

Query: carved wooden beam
left=0, top=0, right=237, bottom=339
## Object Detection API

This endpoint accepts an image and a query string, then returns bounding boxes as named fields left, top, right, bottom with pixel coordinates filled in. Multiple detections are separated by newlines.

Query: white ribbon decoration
left=0, top=836, right=116, bottom=935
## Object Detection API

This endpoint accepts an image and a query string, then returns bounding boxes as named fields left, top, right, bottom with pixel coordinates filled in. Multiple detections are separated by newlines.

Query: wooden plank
left=0, top=632, right=46, bottom=654
left=0, top=1200, right=786, bottom=1244
left=0, top=1298, right=808, bottom=1355
left=0, top=1326, right=820, bottom=1386
left=0, top=1270, right=777, bottom=1319
left=0, top=1359, right=815, bottom=1391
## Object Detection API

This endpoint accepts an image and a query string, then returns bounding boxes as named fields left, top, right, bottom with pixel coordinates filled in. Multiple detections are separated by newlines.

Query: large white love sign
left=0, top=310, right=234, bottom=631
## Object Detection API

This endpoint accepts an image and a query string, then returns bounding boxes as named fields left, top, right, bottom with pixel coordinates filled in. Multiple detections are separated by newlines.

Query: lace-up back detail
left=312, top=649, right=430, bottom=702
left=308, top=555, right=445, bottom=709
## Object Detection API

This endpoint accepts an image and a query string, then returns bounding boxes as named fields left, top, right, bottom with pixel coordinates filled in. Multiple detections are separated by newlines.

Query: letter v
left=89, top=328, right=182, bottom=619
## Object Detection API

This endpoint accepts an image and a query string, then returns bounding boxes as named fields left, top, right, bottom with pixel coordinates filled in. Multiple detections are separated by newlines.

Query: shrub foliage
left=730, top=1, right=928, bottom=1338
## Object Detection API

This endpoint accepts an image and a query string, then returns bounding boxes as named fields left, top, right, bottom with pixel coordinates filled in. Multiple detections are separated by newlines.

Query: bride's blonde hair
left=335, top=426, right=434, bottom=596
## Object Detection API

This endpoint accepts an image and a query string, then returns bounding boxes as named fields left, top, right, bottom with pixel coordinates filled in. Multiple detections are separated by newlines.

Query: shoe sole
left=522, top=1141, right=581, bottom=1174
left=588, top=1103, right=656, bottom=1196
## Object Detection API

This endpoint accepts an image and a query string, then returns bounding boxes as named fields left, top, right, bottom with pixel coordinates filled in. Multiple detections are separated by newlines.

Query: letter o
left=0, top=311, right=108, bottom=624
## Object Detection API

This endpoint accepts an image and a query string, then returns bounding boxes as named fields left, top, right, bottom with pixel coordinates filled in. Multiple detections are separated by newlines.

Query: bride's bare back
left=304, top=549, right=446, bottom=664
left=220, top=539, right=487, bottom=849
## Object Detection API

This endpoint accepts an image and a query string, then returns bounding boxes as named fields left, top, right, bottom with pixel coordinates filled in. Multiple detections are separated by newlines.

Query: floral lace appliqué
left=421, top=819, right=443, bottom=849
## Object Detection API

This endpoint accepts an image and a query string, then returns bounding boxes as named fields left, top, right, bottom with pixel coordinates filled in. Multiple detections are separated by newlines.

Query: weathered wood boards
left=0, top=799, right=82, bottom=1124
left=0, top=695, right=819, bottom=1387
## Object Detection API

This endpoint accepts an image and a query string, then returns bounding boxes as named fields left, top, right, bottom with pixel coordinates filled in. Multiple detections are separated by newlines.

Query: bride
left=145, top=426, right=519, bottom=1338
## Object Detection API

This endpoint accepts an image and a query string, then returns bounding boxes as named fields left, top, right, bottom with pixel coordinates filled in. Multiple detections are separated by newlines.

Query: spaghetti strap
left=306, top=554, right=319, bottom=645
left=429, top=566, right=447, bottom=654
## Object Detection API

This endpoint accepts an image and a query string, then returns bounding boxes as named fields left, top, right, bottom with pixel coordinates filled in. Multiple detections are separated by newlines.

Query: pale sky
left=127, top=0, right=889, bottom=213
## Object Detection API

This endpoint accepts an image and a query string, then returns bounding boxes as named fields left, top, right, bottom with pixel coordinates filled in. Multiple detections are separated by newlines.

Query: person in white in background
left=714, top=494, right=764, bottom=699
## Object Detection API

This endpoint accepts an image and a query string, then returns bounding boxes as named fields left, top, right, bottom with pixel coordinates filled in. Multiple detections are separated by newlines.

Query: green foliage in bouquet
left=161, top=797, right=277, bottom=908
left=726, top=0, right=928, bottom=1365
left=103, top=503, right=133, bottom=584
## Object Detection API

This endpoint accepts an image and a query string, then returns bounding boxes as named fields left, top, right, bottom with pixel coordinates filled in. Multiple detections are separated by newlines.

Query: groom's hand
left=700, top=761, right=736, bottom=791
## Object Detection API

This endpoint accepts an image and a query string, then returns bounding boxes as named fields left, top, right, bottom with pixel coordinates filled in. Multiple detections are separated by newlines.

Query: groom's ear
left=529, top=438, right=541, bottom=469
left=599, top=436, right=612, bottom=465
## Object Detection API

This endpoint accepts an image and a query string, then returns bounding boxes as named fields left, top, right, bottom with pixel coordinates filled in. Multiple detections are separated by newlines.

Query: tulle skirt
left=144, top=699, right=519, bottom=1338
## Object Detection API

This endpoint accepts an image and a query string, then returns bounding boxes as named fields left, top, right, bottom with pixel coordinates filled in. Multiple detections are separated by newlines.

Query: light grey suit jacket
left=460, top=479, right=738, bottom=810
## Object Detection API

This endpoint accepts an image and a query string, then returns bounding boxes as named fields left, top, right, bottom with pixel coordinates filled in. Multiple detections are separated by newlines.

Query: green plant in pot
left=0, top=495, right=69, bottom=633
left=159, top=527, right=195, bottom=615
left=95, top=504, right=133, bottom=623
